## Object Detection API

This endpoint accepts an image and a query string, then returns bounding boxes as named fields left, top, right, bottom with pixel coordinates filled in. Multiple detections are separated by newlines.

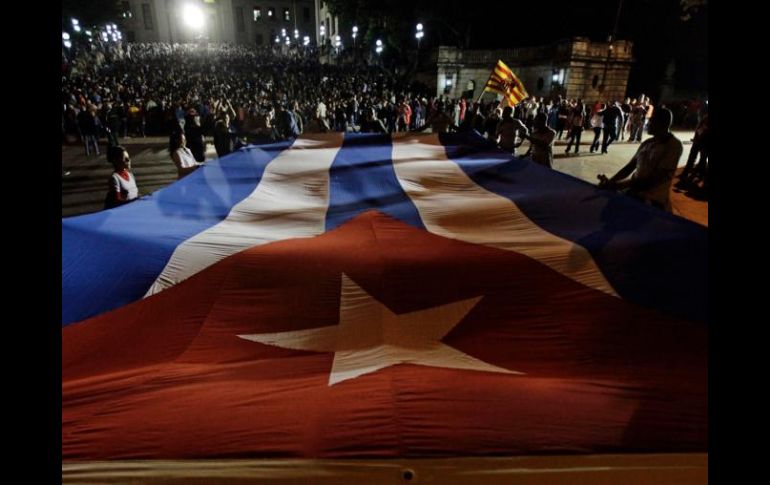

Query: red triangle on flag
left=64, top=211, right=706, bottom=460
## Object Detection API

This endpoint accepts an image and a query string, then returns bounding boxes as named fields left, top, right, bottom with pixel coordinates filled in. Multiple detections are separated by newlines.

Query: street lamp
left=71, top=18, right=79, bottom=27
left=352, top=25, right=358, bottom=45
left=62, top=32, right=70, bottom=40
left=275, top=36, right=280, bottom=43
left=73, top=25, right=81, bottom=33
left=375, top=38, right=383, bottom=55
left=64, top=40, right=72, bottom=49
left=415, top=22, right=424, bottom=49
left=303, top=35, right=310, bottom=46
left=281, top=28, right=286, bottom=38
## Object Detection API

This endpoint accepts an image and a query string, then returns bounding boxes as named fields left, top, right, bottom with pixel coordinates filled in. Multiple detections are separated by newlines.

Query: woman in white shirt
left=169, top=132, right=204, bottom=179
left=105, top=145, right=139, bottom=209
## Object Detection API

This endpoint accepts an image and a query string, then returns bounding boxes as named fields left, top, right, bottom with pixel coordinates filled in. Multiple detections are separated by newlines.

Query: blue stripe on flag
left=326, top=133, right=424, bottom=231
left=440, top=131, right=708, bottom=324
left=61, top=141, right=293, bottom=325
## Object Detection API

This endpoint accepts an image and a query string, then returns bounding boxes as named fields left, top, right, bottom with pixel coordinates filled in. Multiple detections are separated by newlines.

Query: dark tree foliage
left=62, top=0, right=122, bottom=27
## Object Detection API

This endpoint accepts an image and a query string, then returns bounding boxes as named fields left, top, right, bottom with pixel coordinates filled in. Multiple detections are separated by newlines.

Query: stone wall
left=436, top=38, right=633, bottom=103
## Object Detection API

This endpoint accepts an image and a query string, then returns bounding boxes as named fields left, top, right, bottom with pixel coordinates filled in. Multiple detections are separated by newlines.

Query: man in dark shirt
left=600, top=101, right=623, bottom=154
left=184, top=110, right=206, bottom=162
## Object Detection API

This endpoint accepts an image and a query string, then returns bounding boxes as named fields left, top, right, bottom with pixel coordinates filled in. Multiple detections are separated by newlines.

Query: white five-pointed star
left=238, top=273, right=522, bottom=385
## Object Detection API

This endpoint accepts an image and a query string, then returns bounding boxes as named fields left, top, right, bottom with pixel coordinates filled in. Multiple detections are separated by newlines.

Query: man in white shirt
left=598, top=108, right=682, bottom=211
left=522, top=113, right=556, bottom=168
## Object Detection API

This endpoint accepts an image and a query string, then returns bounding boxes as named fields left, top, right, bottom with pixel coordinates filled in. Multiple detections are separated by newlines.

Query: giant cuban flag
left=62, top=133, right=707, bottom=468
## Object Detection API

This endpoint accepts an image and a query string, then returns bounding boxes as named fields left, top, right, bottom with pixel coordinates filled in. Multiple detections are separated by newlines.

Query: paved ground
left=61, top=130, right=707, bottom=226
left=550, top=130, right=708, bottom=227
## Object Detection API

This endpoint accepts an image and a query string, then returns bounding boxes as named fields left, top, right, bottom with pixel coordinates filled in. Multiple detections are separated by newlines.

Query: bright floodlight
left=294, top=29, right=299, bottom=38
left=74, top=25, right=82, bottom=32
left=303, top=36, right=310, bottom=46
left=64, top=40, right=72, bottom=48
left=106, top=25, right=112, bottom=32
left=352, top=26, right=358, bottom=33
left=62, top=32, right=70, bottom=40
left=85, top=30, right=92, bottom=37
left=281, top=28, right=286, bottom=37
left=275, top=36, right=280, bottom=43
left=71, top=18, right=79, bottom=26
left=183, top=4, right=205, bottom=29
left=416, top=23, right=423, bottom=31
left=376, top=39, right=382, bottom=46
left=285, top=37, right=290, bottom=45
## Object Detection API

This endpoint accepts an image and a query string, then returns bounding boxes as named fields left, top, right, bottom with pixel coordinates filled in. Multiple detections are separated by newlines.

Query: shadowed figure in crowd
left=597, top=108, right=682, bottom=212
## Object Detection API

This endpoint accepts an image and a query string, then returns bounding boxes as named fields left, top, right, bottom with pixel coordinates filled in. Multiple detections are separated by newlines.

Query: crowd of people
left=62, top=40, right=708, bottom=211
left=61, top=42, right=436, bottom=153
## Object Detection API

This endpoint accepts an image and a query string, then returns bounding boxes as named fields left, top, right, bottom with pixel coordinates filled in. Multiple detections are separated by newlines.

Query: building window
left=303, top=7, right=310, bottom=22
left=142, top=3, right=153, bottom=30
left=283, top=8, right=290, bottom=21
left=256, top=33, right=263, bottom=45
left=444, top=77, right=453, bottom=95
left=235, top=6, right=245, bottom=32
left=537, top=77, right=544, bottom=90
left=254, top=7, right=262, bottom=21
left=592, top=75, right=600, bottom=89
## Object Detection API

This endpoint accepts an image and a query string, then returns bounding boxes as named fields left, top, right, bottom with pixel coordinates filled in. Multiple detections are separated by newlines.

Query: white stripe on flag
left=145, top=133, right=345, bottom=297
left=390, top=133, right=619, bottom=297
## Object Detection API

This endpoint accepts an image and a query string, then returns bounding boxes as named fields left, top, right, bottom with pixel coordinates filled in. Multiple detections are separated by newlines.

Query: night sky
left=446, top=0, right=708, bottom=97
left=61, top=0, right=707, bottom=98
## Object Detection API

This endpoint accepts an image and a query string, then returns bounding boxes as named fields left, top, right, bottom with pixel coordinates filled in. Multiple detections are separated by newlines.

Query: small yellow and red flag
left=484, top=59, right=529, bottom=106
